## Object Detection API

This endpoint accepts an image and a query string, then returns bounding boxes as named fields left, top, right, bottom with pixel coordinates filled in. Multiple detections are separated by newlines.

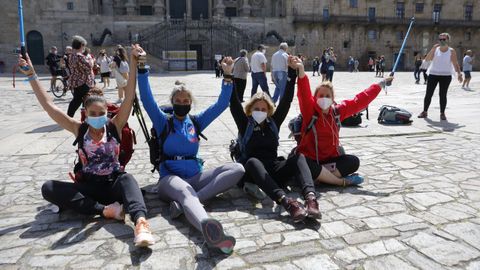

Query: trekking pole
left=13, top=0, right=30, bottom=88
left=385, top=17, right=415, bottom=92
left=132, top=95, right=150, bottom=142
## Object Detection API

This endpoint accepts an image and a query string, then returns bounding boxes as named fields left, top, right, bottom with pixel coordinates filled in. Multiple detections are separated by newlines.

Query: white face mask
left=261, top=50, right=266, bottom=54
left=317, top=97, right=333, bottom=110
left=252, top=111, right=267, bottom=124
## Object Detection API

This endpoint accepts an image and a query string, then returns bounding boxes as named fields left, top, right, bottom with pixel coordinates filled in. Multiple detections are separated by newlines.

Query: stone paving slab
left=0, top=72, right=479, bottom=269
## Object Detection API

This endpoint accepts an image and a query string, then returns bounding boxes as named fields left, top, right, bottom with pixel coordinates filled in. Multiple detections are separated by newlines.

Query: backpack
left=288, top=106, right=345, bottom=161
left=377, top=105, right=413, bottom=124
left=71, top=104, right=136, bottom=182
left=229, top=118, right=279, bottom=163
left=341, top=107, right=369, bottom=127
left=148, top=105, right=207, bottom=173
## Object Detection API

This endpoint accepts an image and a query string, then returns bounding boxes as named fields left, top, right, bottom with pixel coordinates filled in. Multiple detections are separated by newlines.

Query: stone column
left=240, top=0, right=252, bottom=17
left=125, top=0, right=136, bottom=15
left=154, top=0, right=166, bottom=18
left=102, top=0, right=114, bottom=16
left=186, top=0, right=192, bottom=19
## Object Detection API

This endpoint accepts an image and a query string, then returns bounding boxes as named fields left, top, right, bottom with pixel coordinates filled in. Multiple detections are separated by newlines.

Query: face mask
left=252, top=111, right=267, bottom=124
left=86, top=115, right=108, bottom=129
left=439, top=40, right=448, bottom=47
left=261, top=50, right=266, bottom=54
left=173, top=104, right=191, bottom=117
left=317, top=97, right=333, bottom=110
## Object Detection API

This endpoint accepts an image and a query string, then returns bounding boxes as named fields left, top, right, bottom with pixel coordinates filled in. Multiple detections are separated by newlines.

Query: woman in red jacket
left=293, top=58, right=393, bottom=186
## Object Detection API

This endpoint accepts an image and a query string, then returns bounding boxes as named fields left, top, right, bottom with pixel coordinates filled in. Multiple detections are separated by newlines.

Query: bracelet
left=27, top=74, right=38, bottom=81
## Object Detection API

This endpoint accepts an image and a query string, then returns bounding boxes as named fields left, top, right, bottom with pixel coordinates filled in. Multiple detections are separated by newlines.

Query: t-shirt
left=250, top=51, right=267, bottom=73
left=97, top=56, right=112, bottom=73
left=271, top=49, right=288, bottom=72
left=463, top=55, right=473, bottom=72
left=118, top=61, right=129, bottom=74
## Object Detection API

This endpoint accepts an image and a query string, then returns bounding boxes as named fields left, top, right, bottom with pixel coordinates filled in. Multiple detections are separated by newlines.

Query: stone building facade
left=0, top=0, right=479, bottom=71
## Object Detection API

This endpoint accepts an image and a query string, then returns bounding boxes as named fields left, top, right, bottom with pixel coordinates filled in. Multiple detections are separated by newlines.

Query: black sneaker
left=201, top=218, right=236, bottom=255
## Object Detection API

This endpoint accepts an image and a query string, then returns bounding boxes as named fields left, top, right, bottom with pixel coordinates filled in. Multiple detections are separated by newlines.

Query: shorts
left=464, top=71, right=471, bottom=79
left=101, top=72, right=111, bottom=78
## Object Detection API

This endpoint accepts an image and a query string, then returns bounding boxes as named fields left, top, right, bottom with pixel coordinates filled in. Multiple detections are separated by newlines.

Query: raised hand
left=221, top=57, right=234, bottom=75
left=131, top=44, right=145, bottom=58
left=17, top=54, right=35, bottom=76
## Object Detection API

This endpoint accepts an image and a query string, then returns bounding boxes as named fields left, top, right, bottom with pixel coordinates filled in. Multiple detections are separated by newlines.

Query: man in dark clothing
left=45, top=46, right=61, bottom=90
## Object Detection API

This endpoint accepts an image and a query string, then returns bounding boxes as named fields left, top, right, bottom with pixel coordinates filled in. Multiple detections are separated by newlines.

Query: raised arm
left=112, top=45, right=140, bottom=134
left=195, top=57, right=234, bottom=131
left=295, top=57, right=316, bottom=119
left=229, top=76, right=248, bottom=135
left=272, top=61, right=297, bottom=127
left=137, top=60, right=167, bottom=133
left=18, top=54, right=80, bottom=135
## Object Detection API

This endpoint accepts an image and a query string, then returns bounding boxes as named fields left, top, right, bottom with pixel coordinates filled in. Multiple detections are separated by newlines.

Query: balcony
left=293, top=15, right=480, bottom=28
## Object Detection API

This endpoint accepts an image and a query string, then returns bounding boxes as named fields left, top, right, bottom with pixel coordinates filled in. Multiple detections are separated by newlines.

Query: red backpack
left=69, top=104, right=136, bottom=182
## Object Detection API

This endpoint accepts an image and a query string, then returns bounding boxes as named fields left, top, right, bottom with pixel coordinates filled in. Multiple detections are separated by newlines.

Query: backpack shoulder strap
left=332, top=106, right=342, bottom=131
left=106, top=120, right=121, bottom=143
left=190, top=115, right=208, bottom=141
left=73, top=122, right=90, bottom=148
left=268, top=118, right=279, bottom=140
left=240, top=118, right=255, bottom=150
left=306, top=112, right=319, bottom=132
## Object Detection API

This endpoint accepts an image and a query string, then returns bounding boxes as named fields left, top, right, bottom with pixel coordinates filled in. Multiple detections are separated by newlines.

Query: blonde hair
left=440, top=32, right=451, bottom=41
left=244, top=91, right=275, bottom=117
left=170, top=80, right=194, bottom=104
left=314, top=81, right=335, bottom=99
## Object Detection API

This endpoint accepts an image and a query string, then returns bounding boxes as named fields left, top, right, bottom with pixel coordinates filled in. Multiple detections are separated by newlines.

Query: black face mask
left=173, top=104, right=191, bottom=117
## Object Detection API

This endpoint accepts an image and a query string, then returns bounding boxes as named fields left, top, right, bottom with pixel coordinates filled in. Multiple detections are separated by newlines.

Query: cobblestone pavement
left=0, top=72, right=479, bottom=270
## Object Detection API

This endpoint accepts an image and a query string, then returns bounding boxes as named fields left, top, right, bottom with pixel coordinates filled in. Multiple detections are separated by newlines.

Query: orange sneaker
left=102, top=202, right=125, bottom=221
left=134, top=217, right=155, bottom=247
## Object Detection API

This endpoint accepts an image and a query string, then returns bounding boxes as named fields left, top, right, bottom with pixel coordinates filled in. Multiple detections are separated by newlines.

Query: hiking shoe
left=440, top=113, right=447, bottom=121
left=417, top=111, right=428, bottom=118
left=103, top=202, right=125, bottom=221
left=201, top=218, right=236, bottom=255
left=344, top=174, right=364, bottom=186
left=282, top=197, right=308, bottom=223
left=134, top=217, right=155, bottom=247
left=243, top=182, right=267, bottom=200
left=170, top=201, right=184, bottom=219
left=304, top=195, right=322, bottom=219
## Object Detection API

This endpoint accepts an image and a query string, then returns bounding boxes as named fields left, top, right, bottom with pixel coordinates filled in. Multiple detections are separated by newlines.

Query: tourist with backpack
left=136, top=49, right=244, bottom=255
left=229, top=56, right=320, bottom=223
left=293, top=57, right=393, bottom=187
left=17, top=45, right=155, bottom=247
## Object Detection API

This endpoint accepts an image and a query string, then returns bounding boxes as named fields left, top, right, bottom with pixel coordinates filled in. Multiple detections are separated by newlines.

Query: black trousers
left=67, top=84, right=90, bottom=117
left=306, top=155, right=360, bottom=180
left=234, top=78, right=247, bottom=102
left=243, top=154, right=315, bottom=202
left=41, top=172, right=147, bottom=223
left=414, top=67, right=421, bottom=81
left=420, top=69, right=428, bottom=82
left=423, top=74, right=452, bottom=114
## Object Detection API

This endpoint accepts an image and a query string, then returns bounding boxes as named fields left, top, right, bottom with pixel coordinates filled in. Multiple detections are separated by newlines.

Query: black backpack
left=378, top=105, right=413, bottom=125
left=148, top=105, right=207, bottom=173
left=341, top=107, right=369, bottom=127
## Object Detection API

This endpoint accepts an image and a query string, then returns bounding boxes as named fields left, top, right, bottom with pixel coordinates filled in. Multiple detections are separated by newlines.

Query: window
left=465, top=4, right=473, bottom=21
left=465, top=32, right=472, bottom=41
left=343, top=41, right=350, bottom=48
left=67, top=2, right=74, bottom=10
left=433, top=4, right=441, bottom=23
left=433, top=4, right=442, bottom=12
left=396, top=2, right=405, bottom=18
left=139, top=5, right=153, bottom=15
left=368, top=30, right=377, bottom=40
left=225, top=7, right=237, bottom=17
left=415, top=3, right=424, bottom=13
left=397, top=31, right=404, bottom=41
left=350, top=0, right=358, bottom=8
left=323, top=8, right=330, bottom=20
left=368, top=7, right=376, bottom=22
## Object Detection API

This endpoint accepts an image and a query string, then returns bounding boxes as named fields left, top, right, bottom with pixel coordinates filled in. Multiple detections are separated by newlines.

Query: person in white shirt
left=418, top=33, right=463, bottom=121
left=462, top=50, right=474, bottom=90
left=271, top=42, right=289, bottom=103
left=96, top=49, right=112, bottom=89
left=250, top=45, right=270, bottom=97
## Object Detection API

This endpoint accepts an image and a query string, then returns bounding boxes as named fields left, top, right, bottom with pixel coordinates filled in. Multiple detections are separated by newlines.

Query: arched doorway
left=26, top=31, right=44, bottom=65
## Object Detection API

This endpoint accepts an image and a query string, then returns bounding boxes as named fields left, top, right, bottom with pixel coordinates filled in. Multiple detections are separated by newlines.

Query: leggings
left=41, top=172, right=147, bottom=223
left=67, top=84, right=90, bottom=117
left=243, top=154, right=316, bottom=202
left=423, top=74, right=452, bottom=114
left=157, top=163, right=244, bottom=231
left=305, top=154, right=360, bottom=179
left=234, top=78, right=247, bottom=102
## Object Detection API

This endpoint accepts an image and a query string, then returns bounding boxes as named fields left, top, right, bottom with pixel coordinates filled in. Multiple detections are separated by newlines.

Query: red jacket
left=296, top=75, right=382, bottom=162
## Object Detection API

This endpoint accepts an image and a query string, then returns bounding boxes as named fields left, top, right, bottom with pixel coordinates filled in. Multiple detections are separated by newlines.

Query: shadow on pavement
left=424, top=118, right=465, bottom=132
left=26, top=124, right=63, bottom=133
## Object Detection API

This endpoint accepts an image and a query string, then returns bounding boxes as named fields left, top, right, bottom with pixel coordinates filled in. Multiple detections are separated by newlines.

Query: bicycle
left=51, top=69, right=73, bottom=98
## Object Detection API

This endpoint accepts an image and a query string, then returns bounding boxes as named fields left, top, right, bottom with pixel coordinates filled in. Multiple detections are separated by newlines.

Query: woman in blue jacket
left=137, top=48, right=244, bottom=255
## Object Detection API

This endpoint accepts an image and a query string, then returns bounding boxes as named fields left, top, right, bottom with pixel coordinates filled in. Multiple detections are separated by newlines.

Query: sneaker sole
left=201, top=218, right=236, bottom=254
left=170, top=201, right=183, bottom=219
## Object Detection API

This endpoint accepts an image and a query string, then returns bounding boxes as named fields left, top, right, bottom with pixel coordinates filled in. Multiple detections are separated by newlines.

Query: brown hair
left=244, top=91, right=275, bottom=117
left=83, top=87, right=106, bottom=108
